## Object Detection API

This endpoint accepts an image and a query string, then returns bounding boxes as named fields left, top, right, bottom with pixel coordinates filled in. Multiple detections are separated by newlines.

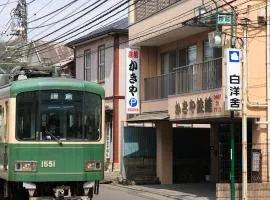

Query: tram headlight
left=15, top=161, right=37, bottom=172
left=85, top=160, right=102, bottom=171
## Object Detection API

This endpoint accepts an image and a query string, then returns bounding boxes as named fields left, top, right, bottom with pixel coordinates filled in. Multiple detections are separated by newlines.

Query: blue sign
left=229, top=50, right=240, bottom=63
left=129, top=98, right=138, bottom=107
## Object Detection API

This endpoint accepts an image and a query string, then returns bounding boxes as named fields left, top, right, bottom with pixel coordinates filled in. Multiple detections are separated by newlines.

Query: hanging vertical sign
left=126, top=48, right=140, bottom=114
left=225, top=48, right=242, bottom=111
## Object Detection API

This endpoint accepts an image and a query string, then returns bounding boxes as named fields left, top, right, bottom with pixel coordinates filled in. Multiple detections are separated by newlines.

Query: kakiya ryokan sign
left=169, top=91, right=224, bottom=120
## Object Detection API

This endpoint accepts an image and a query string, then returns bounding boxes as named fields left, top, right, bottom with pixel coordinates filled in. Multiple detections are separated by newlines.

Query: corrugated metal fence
left=122, top=126, right=157, bottom=184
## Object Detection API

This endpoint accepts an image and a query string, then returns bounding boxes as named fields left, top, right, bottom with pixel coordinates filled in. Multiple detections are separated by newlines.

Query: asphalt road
left=94, top=184, right=172, bottom=200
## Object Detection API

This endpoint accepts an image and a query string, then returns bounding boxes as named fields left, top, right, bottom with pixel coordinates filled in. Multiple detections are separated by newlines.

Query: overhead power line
left=28, top=0, right=99, bottom=30
left=33, top=0, right=256, bottom=65
left=4, top=0, right=226, bottom=61
left=4, top=0, right=253, bottom=64
left=0, top=1, right=16, bottom=7
left=28, top=0, right=79, bottom=23
left=0, top=0, right=11, bottom=16
left=28, top=0, right=54, bottom=20
left=27, top=0, right=37, bottom=4
left=28, top=0, right=91, bottom=38
left=13, top=0, right=230, bottom=65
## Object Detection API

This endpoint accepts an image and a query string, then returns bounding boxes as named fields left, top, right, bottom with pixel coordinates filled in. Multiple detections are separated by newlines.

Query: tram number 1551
left=41, top=160, right=56, bottom=168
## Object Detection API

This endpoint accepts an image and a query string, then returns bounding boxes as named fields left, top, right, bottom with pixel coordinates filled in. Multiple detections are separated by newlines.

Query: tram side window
left=16, top=92, right=37, bottom=140
left=84, top=93, right=101, bottom=140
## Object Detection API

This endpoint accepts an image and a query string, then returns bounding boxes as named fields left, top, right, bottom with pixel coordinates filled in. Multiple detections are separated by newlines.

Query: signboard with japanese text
left=126, top=48, right=140, bottom=114
left=217, top=14, right=232, bottom=25
left=225, top=48, right=242, bottom=111
left=168, top=90, right=225, bottom=120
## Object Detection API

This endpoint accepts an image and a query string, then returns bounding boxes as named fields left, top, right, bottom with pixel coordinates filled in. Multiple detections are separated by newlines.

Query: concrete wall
left=216, top=183, right=270, bottom=200
left=156, top=121, right=173, bottom=184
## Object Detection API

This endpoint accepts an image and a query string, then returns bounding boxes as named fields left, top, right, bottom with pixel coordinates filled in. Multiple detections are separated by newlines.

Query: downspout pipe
left=267, top=0, right=270, bottom=182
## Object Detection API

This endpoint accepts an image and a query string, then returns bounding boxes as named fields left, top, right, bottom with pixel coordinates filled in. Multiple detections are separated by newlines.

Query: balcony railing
left=135, top=0, right=182, bottom=22
left=144, top=58, right=222, bottom=101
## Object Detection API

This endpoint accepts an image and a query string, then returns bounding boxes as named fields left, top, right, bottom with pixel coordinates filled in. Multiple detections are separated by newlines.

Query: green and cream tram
left=0, top=77, right=105, bottom=200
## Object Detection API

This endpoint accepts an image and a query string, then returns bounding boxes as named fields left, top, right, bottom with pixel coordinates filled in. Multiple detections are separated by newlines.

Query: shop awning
left=127, top=112, right=169, bottom=123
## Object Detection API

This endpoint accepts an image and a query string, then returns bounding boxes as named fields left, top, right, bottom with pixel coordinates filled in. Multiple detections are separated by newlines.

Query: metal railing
left=135, top=0, right=182, bottom=22
left=144, top=58, right=222, bottom=101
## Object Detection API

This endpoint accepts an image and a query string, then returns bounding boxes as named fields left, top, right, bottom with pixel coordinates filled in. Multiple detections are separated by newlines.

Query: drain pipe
left=267, top=0, right=270, bottom=182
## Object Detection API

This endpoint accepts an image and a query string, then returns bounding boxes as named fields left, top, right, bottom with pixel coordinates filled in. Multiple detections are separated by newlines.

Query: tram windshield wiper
left=45, top=130, right=62, bottom=145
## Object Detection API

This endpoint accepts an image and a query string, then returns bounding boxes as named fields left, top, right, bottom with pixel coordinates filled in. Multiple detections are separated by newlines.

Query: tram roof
left=9, top=78, right=105, bottom=98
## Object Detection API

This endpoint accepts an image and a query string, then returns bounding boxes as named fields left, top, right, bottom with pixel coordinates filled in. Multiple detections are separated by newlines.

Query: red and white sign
left=126, top=48, right=140, bottom=114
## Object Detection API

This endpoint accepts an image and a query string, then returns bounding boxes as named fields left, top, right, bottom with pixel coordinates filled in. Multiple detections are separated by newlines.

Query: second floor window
left=203, top=40, right=222, bottom=61
left=84, top=50, right=91, bottom=81
left=161, top=51, right=176, bottom=74
left=98, top=45, right=105, bottom=81
left=187, top=45, right=197, bottom=65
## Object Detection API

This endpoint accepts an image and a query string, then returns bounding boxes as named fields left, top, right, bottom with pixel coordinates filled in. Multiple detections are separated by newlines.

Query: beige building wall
left=129, top=0, right=220, bottom=46
left=75, top=36, right=114, bottom=98
left=156, top=121, right=173, bottom=184
left=210, top=124, right=219, bottom=183
left=140, top=47, right=158, bottom=101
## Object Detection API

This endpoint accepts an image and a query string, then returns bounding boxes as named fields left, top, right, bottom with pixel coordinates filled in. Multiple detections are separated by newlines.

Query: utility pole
left=241, top=6, right=250, bottom=200
left=19, top=0, right=28, bottom=64
left=11, top=0, right=27, bottom=64
left=20, top=0, right=27, bottom=43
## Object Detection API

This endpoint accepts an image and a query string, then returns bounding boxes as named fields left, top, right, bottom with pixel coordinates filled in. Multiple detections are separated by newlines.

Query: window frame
left=84, top=49, right=91, bottom=81
left=97, top=45, right=105, bottom=82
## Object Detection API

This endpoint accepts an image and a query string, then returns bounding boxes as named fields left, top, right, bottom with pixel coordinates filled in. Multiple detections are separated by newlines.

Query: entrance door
left=173, top=127, right=210, bottom=183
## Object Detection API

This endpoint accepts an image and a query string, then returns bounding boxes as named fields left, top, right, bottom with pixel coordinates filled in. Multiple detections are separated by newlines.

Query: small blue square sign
left=229, top=50, right=240, bottom=63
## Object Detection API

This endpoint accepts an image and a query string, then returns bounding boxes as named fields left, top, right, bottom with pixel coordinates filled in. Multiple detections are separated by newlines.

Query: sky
left=0, top=0, right=128, bottom=43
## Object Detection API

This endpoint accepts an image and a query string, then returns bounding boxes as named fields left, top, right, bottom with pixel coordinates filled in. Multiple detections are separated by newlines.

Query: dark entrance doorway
left=173, top=127, right=210, bottom=183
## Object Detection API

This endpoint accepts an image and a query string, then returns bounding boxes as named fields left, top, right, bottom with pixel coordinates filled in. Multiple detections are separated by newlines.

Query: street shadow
left=135, top=183, right=216, bottom=200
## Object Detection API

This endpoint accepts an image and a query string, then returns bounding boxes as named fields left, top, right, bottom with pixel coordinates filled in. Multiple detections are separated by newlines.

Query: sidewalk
left=109, top=183, right=216, bottom=200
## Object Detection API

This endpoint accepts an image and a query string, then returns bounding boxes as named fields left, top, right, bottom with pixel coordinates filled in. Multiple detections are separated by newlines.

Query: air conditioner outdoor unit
left=208, top=31, right=223, bottom=48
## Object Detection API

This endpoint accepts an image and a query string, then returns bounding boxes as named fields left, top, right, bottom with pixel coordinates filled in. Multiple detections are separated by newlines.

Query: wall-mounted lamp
left=208, top=31, right=223, bottom=48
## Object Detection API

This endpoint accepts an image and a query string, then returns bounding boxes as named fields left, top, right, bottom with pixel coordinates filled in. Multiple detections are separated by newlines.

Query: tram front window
left=16, top=90, right=101, bottom=141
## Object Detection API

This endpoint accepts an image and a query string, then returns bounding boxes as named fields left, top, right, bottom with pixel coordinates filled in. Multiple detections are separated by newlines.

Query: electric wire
left=5, top=0, right=127, bottom=58
left=0, top=1, right=16, bottom=7
left=28, top=0, right=79, bottom=23
left=31, top=0, right=109, bottom=41
left=0, top=0, right=11, bottom=16
left=27, top=0, right=36, bottom=4
left=28, top=0, right=95, bottom=30
left=28, top=0, right=94, bottom=40
left=28, top=0, right=54, bottom=20
left=18, top=0, right=235, bottom=66
left=5, top=0, right=232, bottom=63
left=4, top=0, right=251, bottom=63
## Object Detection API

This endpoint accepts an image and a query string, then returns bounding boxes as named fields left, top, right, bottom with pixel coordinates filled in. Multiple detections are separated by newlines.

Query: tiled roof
left=32, top=41, right=73, bottom=65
